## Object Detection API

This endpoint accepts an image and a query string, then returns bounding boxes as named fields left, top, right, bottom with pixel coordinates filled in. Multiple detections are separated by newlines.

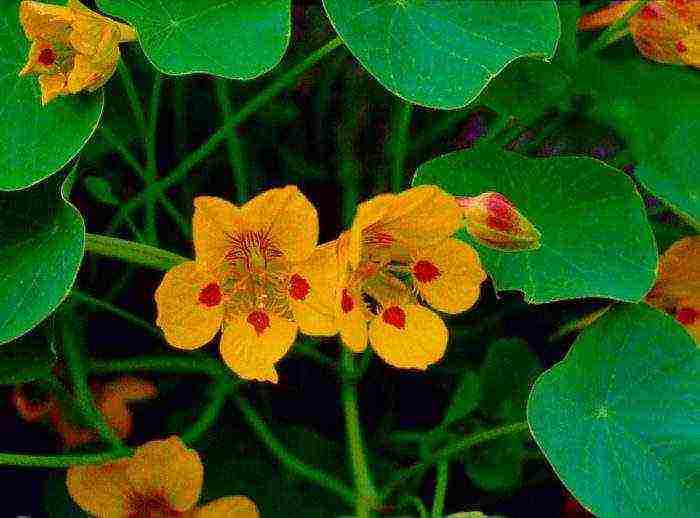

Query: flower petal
left=66, top=459, right=133, bottom=518
left=241, top=186, right=319, bottom=263
left=369, top=304, right=448, bottom=369
left=38, top=73, right=68, bottom=105
left=194, top=496, right=260, bottom=518
left=19, top=1, right=73, bottom=41
left=336, top=286, right=368, bottom=352
left=348, top=193, right=397, bottom=269
left=646, top=236, right=700, bottom=311
left=220, top=312, right=298, bottom=383
left=193, top=196, right=245, bottom=273
left=412, top=238, right=486, bottom=314
left=98, top=377, right=157, bottom=440
left=125, top=436, right=203, bottom=512
left=289, top=242, right=339, bottom=336
left=387, top=186, right=462, bottom=244
left=67, top=46, right=119, bottom=94
left=155, top=261, right=224, bottom=350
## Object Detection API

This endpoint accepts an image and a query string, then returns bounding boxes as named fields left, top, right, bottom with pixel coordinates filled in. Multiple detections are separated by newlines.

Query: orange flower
left=67, top=436, right=259, bottom=517
left=18, top=0, right=137, bottom=105
left=155, top=187, right=337, bottom=383
left=578, top=0, right=700, bottom=67
left=646, top=235, right=700, bottom=342
left=335, top=186, right=487, bottom=369
left=13, top=376, right=156, bottom=448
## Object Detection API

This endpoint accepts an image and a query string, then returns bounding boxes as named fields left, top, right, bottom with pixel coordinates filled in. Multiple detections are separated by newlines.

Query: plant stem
left=107, top=37, right=345, bottom=232
left=71, top=291, right=160, bottom=337
left=398, top=495, right=429, bottom=518
left=431, top=462, right=449, bottom=518
left=293, top=339, right=336, bottom=368
left=234, top=394, right=356, bottom=507
left=215, top=79, right=249, bottom=204
left=85, top=233, right=187, bottom=271
left=381, top=421, right=529, bottom=499
left=582, top=0, right=648, bottom=57
left=0, top=449, right=131, bottom=468
left=389, top=100, right=413, bottom=192
left=117, top=61, right=147, bottom=140
left=548, top=305, right=612, bottom=342
left=144, top=73, right=163, bottom=245
left=88, top=356, right=229, bottom=379
left=181, top=379, right=236, bottom=445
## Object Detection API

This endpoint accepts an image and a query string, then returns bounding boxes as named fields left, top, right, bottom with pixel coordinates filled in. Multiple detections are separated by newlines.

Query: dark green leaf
left=0, top=320, right=56, bottom=385
left=83, top=176, right=119, bottom=206
left=464, top=432, right=526, bottom=492
left=444, top=371, right=480, bottom=426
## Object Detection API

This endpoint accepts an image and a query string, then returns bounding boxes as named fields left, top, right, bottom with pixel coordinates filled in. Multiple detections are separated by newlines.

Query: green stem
left=107, top=37, right=344, bottom=232
left=181, top=379, right=236, bottom=445
left=431, top=462, right=449, bottom=518
left=117, top=61, right=147, bottom=140
left=98, top=125, right=145, bottom=176
left=381, top=421, right=529, bottom=500
left=398, top=495, right=429, bottom=518
left=583, top=0, right=648, bottom=57
left=71, top=290, right=160, bottom=337
left=145, top=73, right=163, bottom=245
left=548, top=305, right=612, bottom=342
left=234, top=394, right=356, bottom=507
left=389, top=100, right=413, bottom=192
left=341, top=350, right=378, bottom=517
left=88, top=356, right=229, bottom=379
left=293, top=339, right=336, bottom=368
left=215, top=79, right=249, bottom=204
left=85, top=233, right=187, bottom=271
left=0, top=449, right=130, bottom=468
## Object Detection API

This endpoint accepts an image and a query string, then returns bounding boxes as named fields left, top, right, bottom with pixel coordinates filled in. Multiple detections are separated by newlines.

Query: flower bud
left=456, top=192, right=541, bottom=252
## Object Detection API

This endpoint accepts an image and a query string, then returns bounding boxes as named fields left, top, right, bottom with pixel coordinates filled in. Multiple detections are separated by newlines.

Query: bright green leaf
left=97, top=0, right=291, bottom=80
left=528, top=304, right=700, bottom=517
left=0, top=175, right=85, bottom=345
left=444, top=370, right=480, bottom=426
left=0, top=1, right=104, bottom=191
left=322, top=0, right=561, bottom=109
left=413, top=148, right=658, bottom=303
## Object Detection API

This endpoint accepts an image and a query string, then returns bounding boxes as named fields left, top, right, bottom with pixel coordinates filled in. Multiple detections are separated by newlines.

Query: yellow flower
left=155, top=187, right=337, bottom=383
left=646, top=235, right=700, bottom=343
left=18, top=0, right=137, bottom=105
left=335, top=186, right=487, bottom=369
left=67, top=436, right=259, bottom=517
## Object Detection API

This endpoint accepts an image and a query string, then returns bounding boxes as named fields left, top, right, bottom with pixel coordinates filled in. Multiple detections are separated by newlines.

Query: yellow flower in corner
left=646, top=235, right=700, bottom=343
left=155, top=186, right=337, bottom=383
left=18, top=0, right=137, bottom=105
left=67, top=436, right=259, bottom=517
left=335, top=185, right=487, bottom=370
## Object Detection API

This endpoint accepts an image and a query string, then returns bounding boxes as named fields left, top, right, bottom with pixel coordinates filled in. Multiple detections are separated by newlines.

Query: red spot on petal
left=641, top=4, right=663, bottom=18
left=38, top=47, right=56, bottom=66
left=247, top=311, right=270, bottom=336
left=198, top=283, right=222, bottom=307
left=486, top=193, right=516, bottom=232
left=676, top=307, right=699, bottom=326
left=413, top=260, right=441, bottom=283
left=289, top=273, right=310, bottom=301
left=341, top=289, right=354, bottom=314
left=676, top=40, right=688, bottom=53
left=382, top=306, right=406, bottom=329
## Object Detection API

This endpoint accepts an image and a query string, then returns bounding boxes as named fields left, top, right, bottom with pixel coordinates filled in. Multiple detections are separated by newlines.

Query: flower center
left=198, top=282, right=222, bottom=307
left=382, top=306, right=406, bottom=329
left=413, top=260, right=441, bottom=283
left=289, top=274, right=310, bottom=301
left=341, top=289, right=354, bottom=314
left=676, top=307, right=699, bottom=326
left=226, top=230, right=282, bottom=273
left=38, top=47, right=56, bottom=66
left=247, top=310, right=271, bottom=335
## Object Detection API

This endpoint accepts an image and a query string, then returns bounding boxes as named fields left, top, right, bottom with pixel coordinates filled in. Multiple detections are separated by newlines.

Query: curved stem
left=398, top=495, right=429, bottom=518
left=88, top=356, right=229, bottom=379
left=117, top=61, right=147, bottom=140
left=215, top=79, right=249, bottom=204
left=431, top=462, right=449, bottom=518
left=181, top=379, right=236, bottom=446
left=389, top=100, right=413, bottom=192
left=85, top=233, right=188, bottom=271
left=233, top=394, right=356, bottom=507
left=145, top=73, right=163, bottom=244
left=0, top=449, right=131, bottom=468
left=71, top=290, right=161, bottom=337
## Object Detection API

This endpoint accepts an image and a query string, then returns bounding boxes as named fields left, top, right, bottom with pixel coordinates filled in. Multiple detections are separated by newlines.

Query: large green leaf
left=97, top=0, right=291, bottom=80
left=0, top=1, right=104, bottom=191
left=0, top=175, right=85, bottom=345
left=322, top=0, right=561, bottom=109
left=413, top=148, right=658, bottom=303
left=0, top=320, right=56, bottom=385
left=527, top=304, right=700, bottom=517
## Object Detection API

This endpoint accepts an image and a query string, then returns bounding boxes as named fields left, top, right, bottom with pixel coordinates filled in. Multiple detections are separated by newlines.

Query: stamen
left=364, top=229, right=394, bottom=247
left=676, top=40, right=688, bottom=53
left=382, top=306, right=406, bottom=329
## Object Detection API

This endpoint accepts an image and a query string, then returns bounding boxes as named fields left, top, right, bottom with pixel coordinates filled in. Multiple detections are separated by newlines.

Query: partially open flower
left=334, top=186, right=487, bottom=370
left=155, top=187, right=337, bottom=383
left=646, top=235, right=700, bottom=343
left=18, top=0, right=137, bottom=105
left=67, top=436, right=259, bottom=517
left=457, top=192, right=541, bottom=252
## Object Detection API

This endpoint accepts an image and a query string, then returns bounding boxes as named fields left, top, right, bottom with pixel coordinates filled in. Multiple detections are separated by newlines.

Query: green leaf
left=0, top=1, right=104, bottom=191
left=464, top=432, right=526, bottom=492
left=97, top=0, right=291, bottom=80
left=444, top=370, right=480, bottom=426
left=0, top=175, right=85, bottom=345
left=527, top=303, right=700, bottom=517
left=322, top=0, right=561, bottom=109
left=83, top=176, right=119, bottom=206
left=0, top=320, right=56, bottom=385
left=413, top=147, right=658, bottom=303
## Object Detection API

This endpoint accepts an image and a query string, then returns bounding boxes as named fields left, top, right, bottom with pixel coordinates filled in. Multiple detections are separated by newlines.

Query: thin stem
left=181, top=379, right=236, bottom=445
left=215, top=79, right=249, bottom=204
left=398, top=496, right=429, bottom=518
left=85, top=233, right=187, bottom=271
left=389, top=100, right=413, bottom=192
left=548, top=305, right=612, bottom=342
left=88, top=356, right=229, bottom=379
left=234, top=394, right=356, bottom=507
left=582, top=0, right=648, bottom=57
left=98, top=125, right=145, bottom=176
left=145, top=73, right=163, bottom=245
left=71, top=291, right=160, bottom=337
left=0, top=449, right=130, bottom=468
left=431, top=462, right=449, bottom=518
left=107, top=37, right=345, bottom=232
left=117, top=61, right=147, bottom=140
left=381, top=421, right=529, bottom=500
left=293, top=339, right=336, bottom=368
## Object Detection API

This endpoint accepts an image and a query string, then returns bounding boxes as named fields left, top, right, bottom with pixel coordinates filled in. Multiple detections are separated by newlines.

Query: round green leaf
left=0, top=1, right=104, bottom=191
left=444, top=370, right=480, bottom=426
left=527, top=304, right=700, bottom=517
left=97, top=0, right=292, bottom=80
left=414, top=148, right=658, bottom=303
left=0, top=175, right=85, bottom=345
left=322, top=0, right=561, bottom=109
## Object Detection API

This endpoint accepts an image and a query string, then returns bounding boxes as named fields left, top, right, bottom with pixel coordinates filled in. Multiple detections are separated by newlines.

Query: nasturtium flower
left=578, top=0, right=700, bottom=67
left=155, top=187, right=337, bottom=383
left=13, top=376, right=156, bottom=449
left=18, top=0, right=137, bottom=105
left=646, top=235, right=700, bottom=342
left=67, top=436, right=259, bottom=517
left=335, top=186, right=487, bottom=369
